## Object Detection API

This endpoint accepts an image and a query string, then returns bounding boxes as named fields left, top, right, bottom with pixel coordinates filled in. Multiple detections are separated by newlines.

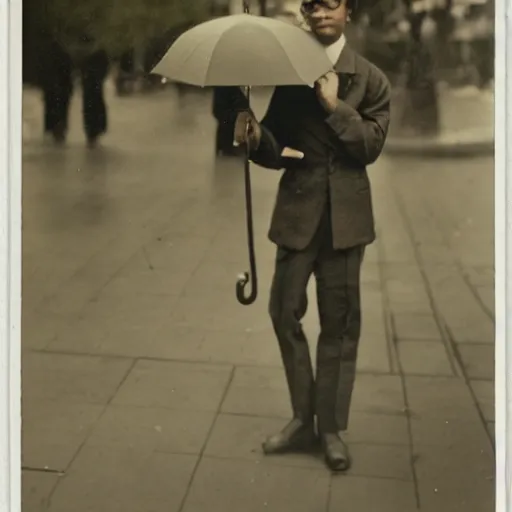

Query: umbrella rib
left=175, top=32, right=221, bottom=85
left=204, top=22, right=248, bottom=86
left=204, top=21, right=315, bottom=86
left=269, top=29, right=318, bottom=85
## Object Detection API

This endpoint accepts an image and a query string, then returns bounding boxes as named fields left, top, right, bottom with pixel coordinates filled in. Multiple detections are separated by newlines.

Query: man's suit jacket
left=249, top=44, right=391, bottom=251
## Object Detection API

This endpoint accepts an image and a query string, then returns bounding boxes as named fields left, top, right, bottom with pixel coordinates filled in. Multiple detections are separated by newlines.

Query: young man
left=234, top=0, right=391, bottom=472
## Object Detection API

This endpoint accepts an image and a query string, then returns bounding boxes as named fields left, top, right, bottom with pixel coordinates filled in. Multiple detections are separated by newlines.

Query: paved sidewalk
left=385, top=85, right=494, bottom=156
left=22, top=86, right=495, bottom=512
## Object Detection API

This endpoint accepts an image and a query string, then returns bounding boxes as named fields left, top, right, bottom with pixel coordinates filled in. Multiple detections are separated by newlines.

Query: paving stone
left=404, top=376, right=481, bottom=421
left=386, top=280, right=433, bottom=315
left=345, top=411, right=410, bottom=446
left=147, top=324, right=282, bottom=367
left=40, top=257, right=122, bottom=314
left=78, top=292, right=177, bottom=329
left=48, top=448, right=197, bottom=512
left=191, top=238, right=276, bottom=270
left=386, top=279, right=430, bottom=300
left=465, top=266, right=494, bottom=288
left=45, top=317, right=112, bottom=355
left=414, top=444, right=495, bottom=512
left=169, top=287, right=270, bottom=332
left=384, top=263, right=424, bottom=283
left=22, top=309, right=68, bottom=350
left=161, top=205, right=224, bottom=239
left=86, top=405, right=215, bottom=454
left=181, top=457, right=330, bottom=512
left=475, top=286, right=494, bottom=317
left=328, top=476, right=418, bottom=511
left=373, top=193, right=417, bottom=264
left=141, top=234, right=215, bottom=271
left=350, top=375, right=406, bottom=416
left=418, top=480, right=496, bottom=512
left=395, top=194, right=454, bottom=265
left=469, top=379, right=494, bottom=422
left=388, top=299, right=434, bottom=316
left=357, top=290, right=392, bottom=373
left=22, top=471, right=61, bottom=512
left=99, top=260, right=195, bottom=296
left=346, top=444, right=413, bottom=480
left=112, top=360, right=232, bottom=412
left=22, top=264, right=79, bottom=313
left=410, top=416, right=491, bottom=449
left=486, top=422, right=495, bottom=445
left=22, top=352, right=133, bottom=404
left=47, top=315, right=172, bottom=359
left=22, top=399, right=105, bottom=471
left=47, top=291, right=179, bottom=357
left=397, top=341, right=453, bottom=376
left=423, top=265, right=495, bottom=343
left=361, top=262, right=381, bottom=285
left=221, top=366, right=292, bottom=419
left=204, top=413, right=324, bottom=470
left=379, top=234, right=417, bottom=265
left=393, top=314, right=442, bottom=341
left=457, top=344, right=494, bottom=380
left=364, top=241, right=379, bottom=263
left=415, top=243, right=455, bottom=265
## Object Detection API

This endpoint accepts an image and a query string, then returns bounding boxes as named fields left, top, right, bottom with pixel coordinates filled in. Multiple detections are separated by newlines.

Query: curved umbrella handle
left=236, top=118, right=258, bottom=305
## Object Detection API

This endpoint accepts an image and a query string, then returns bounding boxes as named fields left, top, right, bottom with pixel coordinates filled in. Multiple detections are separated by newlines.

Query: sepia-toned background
left=21, top=1, right=494, bottom=510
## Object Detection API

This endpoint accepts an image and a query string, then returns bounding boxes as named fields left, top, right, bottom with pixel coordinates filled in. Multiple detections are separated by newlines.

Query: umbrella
left=152, top=4, right=332, bottom=305
left=152, top=13, right=332, bottom=87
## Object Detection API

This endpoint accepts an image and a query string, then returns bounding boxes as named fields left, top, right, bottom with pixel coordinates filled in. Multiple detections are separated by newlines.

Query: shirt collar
left=325, top=34, right=346, bottom=66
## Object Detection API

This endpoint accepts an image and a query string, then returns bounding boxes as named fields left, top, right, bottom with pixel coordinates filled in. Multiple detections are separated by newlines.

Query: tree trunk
left=397, top=2, right=440, bottom=137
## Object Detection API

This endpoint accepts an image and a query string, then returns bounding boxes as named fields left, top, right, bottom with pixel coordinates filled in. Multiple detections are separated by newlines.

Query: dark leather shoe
left=262, top=418, right=318, bottom=454
left=321, top=433, right=351, bottom=472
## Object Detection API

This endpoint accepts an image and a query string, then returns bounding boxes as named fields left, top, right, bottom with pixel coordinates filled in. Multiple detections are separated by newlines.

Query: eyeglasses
left=300, top=0, right=343, bottom=15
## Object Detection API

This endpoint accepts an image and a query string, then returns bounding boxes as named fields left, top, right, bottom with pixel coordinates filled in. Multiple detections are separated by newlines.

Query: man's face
left=301, top=0, right=350, bottom=44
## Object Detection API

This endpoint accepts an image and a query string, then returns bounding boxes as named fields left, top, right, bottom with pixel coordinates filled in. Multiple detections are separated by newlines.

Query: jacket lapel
left=333, top=45, right=358, bottom=102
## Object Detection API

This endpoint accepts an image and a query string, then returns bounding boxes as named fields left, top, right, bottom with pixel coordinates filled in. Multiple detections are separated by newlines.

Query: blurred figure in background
left=42, top=33, right=109, bottom=147
left=212, top=86, right=249, bottom=157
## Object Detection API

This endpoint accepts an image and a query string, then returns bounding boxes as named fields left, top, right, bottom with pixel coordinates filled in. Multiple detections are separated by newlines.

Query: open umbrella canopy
left=151, top=13, right=332, bottom=87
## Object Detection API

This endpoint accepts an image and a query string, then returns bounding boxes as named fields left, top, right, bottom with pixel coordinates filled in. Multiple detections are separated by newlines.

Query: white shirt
left=325, top=34, right=346, bottom=66
left=305, top=34, right=346, bottom=87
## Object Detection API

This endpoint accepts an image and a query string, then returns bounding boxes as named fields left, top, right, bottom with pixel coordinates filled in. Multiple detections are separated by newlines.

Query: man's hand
left=315, top=71, right=339, bottom=114
left=233, top=110, right=262, bottom=151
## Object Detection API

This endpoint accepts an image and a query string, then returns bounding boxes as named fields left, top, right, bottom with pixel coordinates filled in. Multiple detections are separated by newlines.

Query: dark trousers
left=81, top=51, right=108, bottom=139
left=269, top=203, right=365, bottom=433
left=212, top=87, right=249, bottom=154
left=43, top=44, right=73, bottom=137
left=43, top=46, right=108, bottom=140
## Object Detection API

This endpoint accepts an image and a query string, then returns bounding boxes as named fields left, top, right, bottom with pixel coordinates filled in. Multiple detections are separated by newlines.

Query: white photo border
left=0, top=1, right=509, bottom=511
left=495, top=0, right=510, bottom=511
left=1, top=0, right=22, bottom=511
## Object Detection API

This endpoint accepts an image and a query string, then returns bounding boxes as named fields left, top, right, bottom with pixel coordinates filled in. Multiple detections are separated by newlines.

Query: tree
left=398, top=0, right=447, bottom=136
left=359, top=0, right=455, bottom=137
left=36, top=0, right=212, bottom=57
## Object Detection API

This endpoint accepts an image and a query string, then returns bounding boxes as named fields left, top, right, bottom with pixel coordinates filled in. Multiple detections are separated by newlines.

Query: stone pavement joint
left=385, top=170, right=495, bottom=446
